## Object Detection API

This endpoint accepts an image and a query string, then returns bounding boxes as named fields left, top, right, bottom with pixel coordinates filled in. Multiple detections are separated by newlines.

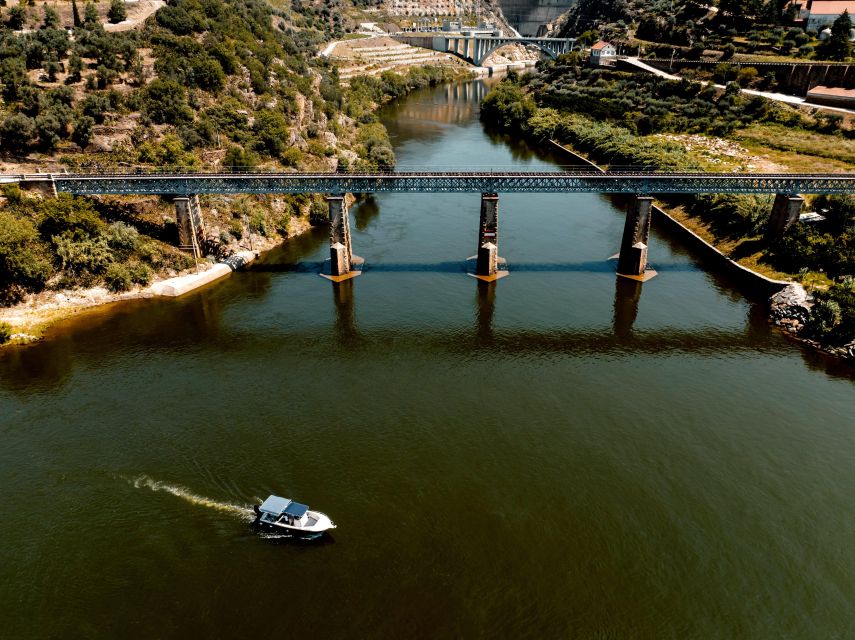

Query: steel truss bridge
left=42, top=171, right=855, bottom=196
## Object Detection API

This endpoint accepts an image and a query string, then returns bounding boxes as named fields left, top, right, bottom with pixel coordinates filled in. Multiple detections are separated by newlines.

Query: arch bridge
left=394, top=34, right=575, bottom=66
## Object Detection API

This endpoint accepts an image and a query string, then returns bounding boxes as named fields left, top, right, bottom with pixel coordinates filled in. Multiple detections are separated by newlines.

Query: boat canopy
left=259, top=495, right=310, bottom=518
left=284, top=502, right=309, bottom=518
left=259, top=495, right=291, bottom=515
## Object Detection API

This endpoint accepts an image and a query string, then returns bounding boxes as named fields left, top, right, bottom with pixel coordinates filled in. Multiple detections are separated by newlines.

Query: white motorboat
left=252, top=495, right=336, bottom=538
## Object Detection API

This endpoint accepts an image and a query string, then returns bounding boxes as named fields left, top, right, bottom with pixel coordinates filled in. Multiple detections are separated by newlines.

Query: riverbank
left=483, top=71, right=855, bottom=362
left=0, top=250, right=261, bottom=346
left=0, top=63, right=470, bottom=348
left=546, top=139, right=855, bottom=363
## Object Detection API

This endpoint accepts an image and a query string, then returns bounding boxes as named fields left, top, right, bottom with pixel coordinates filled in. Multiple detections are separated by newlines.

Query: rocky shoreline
left=770, top=284, right=855, bottom=361
left=549, top=141, right=855, bottom=365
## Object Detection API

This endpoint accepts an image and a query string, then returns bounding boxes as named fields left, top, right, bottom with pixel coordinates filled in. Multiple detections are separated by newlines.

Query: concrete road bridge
left=12, top=169, right=855, bottom=282
left=393, top=34, right=575, bottom=66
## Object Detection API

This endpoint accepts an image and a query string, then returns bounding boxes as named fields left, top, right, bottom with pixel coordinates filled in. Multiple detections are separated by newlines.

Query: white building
left=803, top=1, right=855, bottom=31
left=590, top=40, right=617, bottom=66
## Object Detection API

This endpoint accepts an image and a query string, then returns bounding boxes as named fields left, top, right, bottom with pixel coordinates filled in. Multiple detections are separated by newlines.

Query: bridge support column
left=765, top=193, right=804, bottom=241
left=468, top=193, right=507, bottom=281
left=321, top=194, right=363, bottom=281
left=616, top=195, right=656, bottom=281
left=174, top=195, right=206, bottom=257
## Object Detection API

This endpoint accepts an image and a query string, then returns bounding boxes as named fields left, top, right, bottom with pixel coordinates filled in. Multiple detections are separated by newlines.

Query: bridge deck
left=43, top=170, right=855, bottom=195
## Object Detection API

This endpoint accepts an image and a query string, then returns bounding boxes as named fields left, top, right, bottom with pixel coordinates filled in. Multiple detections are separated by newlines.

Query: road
left=622, top=57, right=855, bottom=116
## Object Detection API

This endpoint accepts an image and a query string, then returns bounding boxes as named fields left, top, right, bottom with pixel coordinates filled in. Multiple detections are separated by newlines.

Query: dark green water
left=2, top=80, right=855, bottom=639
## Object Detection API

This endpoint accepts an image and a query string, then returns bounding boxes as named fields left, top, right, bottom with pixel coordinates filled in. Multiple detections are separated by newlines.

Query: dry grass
left=733, top=124, right=855, bottom=170
left=655, top=201, right=795, bottom=281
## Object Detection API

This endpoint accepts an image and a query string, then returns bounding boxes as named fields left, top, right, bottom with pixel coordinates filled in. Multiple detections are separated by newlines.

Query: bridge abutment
left=321, top=194, right=363, bottom=281
left=468, top=192, right=508, bottom=281
left=174, top=195, right=206, bottom=257
left=616, top=196, right=657, bottom=281
left=765, top=193, right=804, bottom=241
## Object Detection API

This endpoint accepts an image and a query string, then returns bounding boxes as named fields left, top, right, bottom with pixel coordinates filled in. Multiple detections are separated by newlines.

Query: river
left=2, top=79, right=855, bottom=639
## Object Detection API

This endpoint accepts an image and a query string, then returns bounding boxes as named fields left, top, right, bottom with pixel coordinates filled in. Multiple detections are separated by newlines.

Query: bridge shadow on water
left=3, top=271, right=855, bottom=395
left=249, top=260, right=698, bottom=274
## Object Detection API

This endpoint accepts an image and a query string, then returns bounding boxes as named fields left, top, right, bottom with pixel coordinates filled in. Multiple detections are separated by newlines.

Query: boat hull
left=252, top=506, right=336, bottom=539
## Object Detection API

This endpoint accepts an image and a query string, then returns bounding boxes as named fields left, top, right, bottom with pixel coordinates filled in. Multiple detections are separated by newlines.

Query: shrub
left=0, top=321, right=11, bottom=343
left=804, top=298, right=842, bottom=340
left=106, top=222, right=140, bottom=251
left=228, top=219, right=243, bottom=240
left=107, top=0, right=126, bottom=24
left=253, top=109, right=289, bottom=157
left=736, top=67, right=759, bottom=87
left=53, top=232, right=113, bottom=275
left=38, top=194, right=103, bottom=239
left=0, top=212, right=52, bottom=304
left=104, top=262, right=132, bottom=292
left=1, top=113, right=36, bottom=152
left=2, top=184, right=22, bottom=204
left=309, top=200, right=328, bottom=224
left=275, top=213, right=292, bottom=236
left=128, top=261, right=151, bottom=285
left=72, top=116, right=95, bottom=148
left=249, top=210, right=268, bottom=236
left=282, top=147, right=304, bottom=167
left=141, top=79, right=192, bottom=124
left=223, top=145, right=256, bottom=170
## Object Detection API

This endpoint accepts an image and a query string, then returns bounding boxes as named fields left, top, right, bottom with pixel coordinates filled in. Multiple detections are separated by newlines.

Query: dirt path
left=104, top=0, right=165, bottom=32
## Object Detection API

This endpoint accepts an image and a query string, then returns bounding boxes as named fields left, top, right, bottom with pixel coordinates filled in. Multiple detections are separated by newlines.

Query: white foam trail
left=129, top=475, right=255, bottom=521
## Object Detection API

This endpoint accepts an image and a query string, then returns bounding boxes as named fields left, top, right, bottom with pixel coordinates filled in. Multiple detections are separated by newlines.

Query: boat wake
left=127, top=475, right=255, bottom=522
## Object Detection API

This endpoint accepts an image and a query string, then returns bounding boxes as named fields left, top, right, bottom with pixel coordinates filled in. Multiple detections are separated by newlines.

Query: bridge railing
left=52, top=166, right=855, bottom=178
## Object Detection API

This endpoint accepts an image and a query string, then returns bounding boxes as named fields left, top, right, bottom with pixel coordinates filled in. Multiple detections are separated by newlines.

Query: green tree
left=72, top=0, right=81, bottom=27
left=67, top=51, right=83, bottom=82
left=83, top=2, right=100, bottom=29
left=0, top=58, right=29, bottom=100
left=72, top=115, right=95, bottom=148
left=107, top=0, right=126, bottom=24
left=141, top=78, right=193, bottom=124
left=42, top=5, right=60, bottom=29
left=0, top=212, right=52, bottom=304
left=223, top=145, right=256, bottom=169
left=35, top=113, right=63, bottom=150
left=43, top=59, right=62, bottom=83
left=0, top=113, right=35, bottom=152
left=6, top=6, right=26, bottom=30
left=819, top=10, right=853, bottom=60
left=252, top=109, right=289, bottom=157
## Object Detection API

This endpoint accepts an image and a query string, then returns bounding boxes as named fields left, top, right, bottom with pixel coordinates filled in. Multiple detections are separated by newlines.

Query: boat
left=252, top=495, right=336, bottom=538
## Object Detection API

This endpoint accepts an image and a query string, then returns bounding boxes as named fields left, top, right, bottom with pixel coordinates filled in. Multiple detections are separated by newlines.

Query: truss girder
left=51, top=172, right=855, bottom=196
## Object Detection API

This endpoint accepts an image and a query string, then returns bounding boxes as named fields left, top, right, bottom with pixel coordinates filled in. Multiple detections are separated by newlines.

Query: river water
left=2, top=79, right=855, bottom=639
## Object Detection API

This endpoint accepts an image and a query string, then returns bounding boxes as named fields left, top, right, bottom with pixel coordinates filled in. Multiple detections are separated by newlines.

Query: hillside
left=0, top=0, right=465, bottom=334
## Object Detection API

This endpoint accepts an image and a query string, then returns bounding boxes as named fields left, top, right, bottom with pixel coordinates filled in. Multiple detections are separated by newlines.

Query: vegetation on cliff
left=0, top=0, right=466, bottom=309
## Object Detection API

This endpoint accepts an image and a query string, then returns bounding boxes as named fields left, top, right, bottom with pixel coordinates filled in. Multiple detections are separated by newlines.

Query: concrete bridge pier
left=765, top=193, right=804, bottom=241
left=321, top=194, right=363, bottom=281
left=174, top=195, right=206, bottom=257
left=616, top=195, right=657, bottom=281
left=468, top=193, right=508, bottom=281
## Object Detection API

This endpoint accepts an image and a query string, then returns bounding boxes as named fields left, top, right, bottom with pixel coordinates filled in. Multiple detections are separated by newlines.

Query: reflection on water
left=2, top=79, right=855, bottom=640
left=475, top=280, right=495, bottom=344
left=332, top=279, right=359, bottom=347
left=353, top=195, right=381, bottom=231
left=613, top=277, right=643, bottom=339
